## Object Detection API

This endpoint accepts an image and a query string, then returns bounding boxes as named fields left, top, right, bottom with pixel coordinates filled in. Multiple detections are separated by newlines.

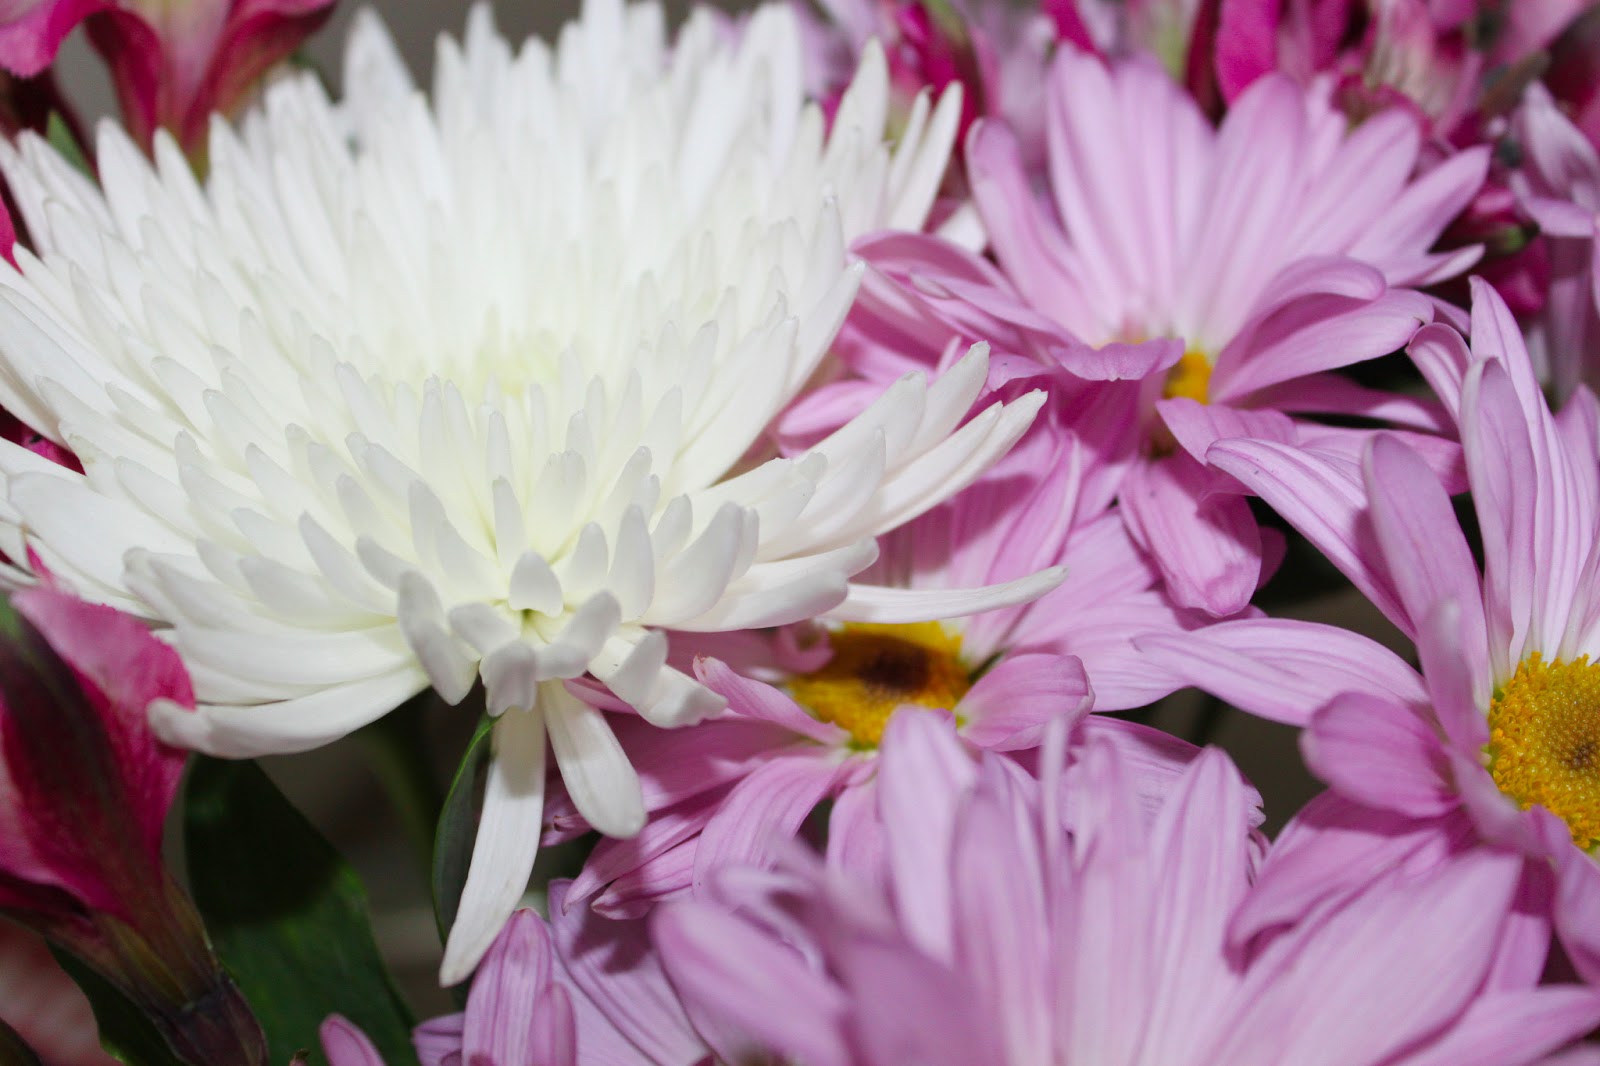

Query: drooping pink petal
left=958, top=653, right=1091, bottom=751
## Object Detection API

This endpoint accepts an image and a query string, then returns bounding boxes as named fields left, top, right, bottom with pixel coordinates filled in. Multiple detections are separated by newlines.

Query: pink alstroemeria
left=789, top=47, right=1483, bottom=616
left=654, top=710, right=1600, bottom=1066
left=0, top=0, right=334, bottom=153
left=1150, top=279, right=1600, bottom=981
left=547, top=403, right=1228, bottom=917
left=1511, top=82, right=1600, bottom=397
left=323, top=893, right=743, bottom=1066
left=0, top=585, right=265, bottom=1064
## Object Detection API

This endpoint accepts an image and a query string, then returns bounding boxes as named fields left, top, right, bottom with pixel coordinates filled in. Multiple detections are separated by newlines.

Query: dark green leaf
left=183, top=759, right=417, bottom=1066
left=44, top=114, right=90, bottom=178
left=431, top=713, right=493, bottom=945
left=47, top=947, right=185, bottom=1066
left=430, top=714, right=492, bottom=1006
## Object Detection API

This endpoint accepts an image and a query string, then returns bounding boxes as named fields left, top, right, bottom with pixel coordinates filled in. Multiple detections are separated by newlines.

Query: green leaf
left=47, top=948, right=185, bottom=1066
left=44, top=113, right=90, bottom=178
left=183, top=759, right=418, bottom=1066
left=430, top=714, right=492, bottom=1006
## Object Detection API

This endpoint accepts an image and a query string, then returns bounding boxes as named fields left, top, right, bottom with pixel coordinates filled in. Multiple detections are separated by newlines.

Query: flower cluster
left=0, top=0, right=1599, bottom=1063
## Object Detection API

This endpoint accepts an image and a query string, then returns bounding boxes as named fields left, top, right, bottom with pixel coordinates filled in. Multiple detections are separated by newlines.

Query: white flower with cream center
left=0, top=0, right=1054, bottom=979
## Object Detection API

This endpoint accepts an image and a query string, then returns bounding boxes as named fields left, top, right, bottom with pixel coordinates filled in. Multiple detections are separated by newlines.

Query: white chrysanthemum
left=0, top=0, right=1054, bottom=978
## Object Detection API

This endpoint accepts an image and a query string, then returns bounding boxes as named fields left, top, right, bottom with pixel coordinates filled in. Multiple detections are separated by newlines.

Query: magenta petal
left=958, top=653, right=1091, bottom=751
left=319, top=1016, right=387, bottom=1066
left=1303, top=692, right=1457, bottom=818
left=1119, top=452, right=1261, bottom=617
left=0, top=0, right=103, bottom=77
left=1213, top=0, right=1280, bottom=101
left=653, top=903, right=852, bottom=1066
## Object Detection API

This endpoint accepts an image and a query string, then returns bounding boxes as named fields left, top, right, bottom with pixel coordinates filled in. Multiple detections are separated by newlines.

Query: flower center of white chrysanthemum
left=788, top=622, right=971, bottom=747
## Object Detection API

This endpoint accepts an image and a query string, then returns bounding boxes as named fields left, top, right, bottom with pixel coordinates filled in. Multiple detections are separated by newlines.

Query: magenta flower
left=0, top=584, right=264, bottom=1063
left=1157, top=279, right=1600, bottom=980
left=789, top=46, right=1484, bottom=616
left=549, top=405, right=1215, bottom=916
left=0, top=0, right=334, bottom=153
left=654, top=710, right=1600, bottom=1065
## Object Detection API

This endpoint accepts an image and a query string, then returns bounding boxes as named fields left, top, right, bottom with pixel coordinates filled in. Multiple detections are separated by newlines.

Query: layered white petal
left=0, top=0, right=1047, bottom=980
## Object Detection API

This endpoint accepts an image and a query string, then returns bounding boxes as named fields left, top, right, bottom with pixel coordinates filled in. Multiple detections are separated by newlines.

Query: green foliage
left=184, top=759, right=418, bottom=1066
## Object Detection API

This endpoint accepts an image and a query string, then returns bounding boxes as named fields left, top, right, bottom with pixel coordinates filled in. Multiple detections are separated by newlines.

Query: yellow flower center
left=787, top=622, right=972, bottom=748
left=1163, top=349, right=1212, bottom=404
left=1487, top=653, right=1600, bottom=850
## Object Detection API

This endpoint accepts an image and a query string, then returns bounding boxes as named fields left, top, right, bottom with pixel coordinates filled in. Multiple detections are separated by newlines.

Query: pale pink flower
left=789, top=47, right=1484, bottom=615
left=549, top=405, right=1216, bottom=916
left=654, top=710, right=1600, bottom=1066
left=1152, top=279, right=1600, bottom=980
left=324, top=894, right=740, bottom=1066
left=0, top=0, right=334, bottom=152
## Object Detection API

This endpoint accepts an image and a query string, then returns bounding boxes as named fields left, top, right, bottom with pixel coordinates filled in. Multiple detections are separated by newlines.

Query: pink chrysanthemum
left=1152, top=279, right=1600, bottom=979
left=653, top=710, right=1600, bottom=1066
left=786, top=45, right=1487, bottom=616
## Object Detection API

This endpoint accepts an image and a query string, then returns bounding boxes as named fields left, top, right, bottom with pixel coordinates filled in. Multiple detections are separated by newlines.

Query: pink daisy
left=786, top=44, right=1487, bottom=616
left=1151, top=278, right=1600, bottom=978
left=654, top=710, right=1600, bottom=1066
left=549, top=408, right=1216, bottom=915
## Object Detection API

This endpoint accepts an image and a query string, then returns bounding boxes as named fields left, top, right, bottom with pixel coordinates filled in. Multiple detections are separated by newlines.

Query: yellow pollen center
left=787, top=622, right=972, bottom=748
left=1163, top=349, right=1213, bottom=404
left=1487, top=653, right=1600, bottom=850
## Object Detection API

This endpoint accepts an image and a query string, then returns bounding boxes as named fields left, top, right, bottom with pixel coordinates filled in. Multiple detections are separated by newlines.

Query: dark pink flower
left=0, top=0, right=334, bottom=154
left=0, top=585, right=264, bottom=1064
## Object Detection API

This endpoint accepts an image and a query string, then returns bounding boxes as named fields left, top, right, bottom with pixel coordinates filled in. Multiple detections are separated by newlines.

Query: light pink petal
left=1401, top=988, right=1600, bottom=1066
left=412, top=1014, right=463, bottom=1066
left=1119, top=452, right=1261, bottom=617
left=1060, top=338, right=1183, bottom=383
left=1408, top=322, right=1473, bottom=422
left=1302, top=692, right=1457, bottom=818
left=877, top=708, right=975, bottom=960
left=547, top=882, right=707, bottom=1066
left=1210, top=847, right=1521, bottom=1066
left=958, top=653, right=1092, bottom=751
left=1207, top=438, right=1410, bottom=631
left=1351, top=146, right=1491, bottom=284
left=1363, top=434, right=1488, bottom=653
left=464, top=910, right=558, bottom=1062
left=690, top=752, right=845, bottom=892
left=1155, top=397, right=1297, bottom=464
left=319, top=1016, right=387, bottom=1066
left=695, top=657, right=848, bottom=745
left=592, top=839, right=696, bottom=919
left=1214, top=290, right=1433, bottom=402
left=1251, top=371, right=1451, bottom=432
left=1549, top=822, right=1600, bottom=984
left=653, top=903, right=852, bottom=1066
left=824, top=779, right=886, bottom=896
left=1137, top=748, right=1253, bottom=1062
left=564, top=795, right=715, bottom=913
left=831, top=935, right=1000, bottom=1066
left=598, top=713, right=797, bottom=813
left=1230, top=796, right=1475, bottom=950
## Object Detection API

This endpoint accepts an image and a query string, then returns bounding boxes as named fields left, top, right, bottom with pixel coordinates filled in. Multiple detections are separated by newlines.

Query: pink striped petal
left=958, top=653, right=1092, bottom=751
left=1119, top=452, right=1261, bottom=617
left=1303, top=692, right=1457, bottom=817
